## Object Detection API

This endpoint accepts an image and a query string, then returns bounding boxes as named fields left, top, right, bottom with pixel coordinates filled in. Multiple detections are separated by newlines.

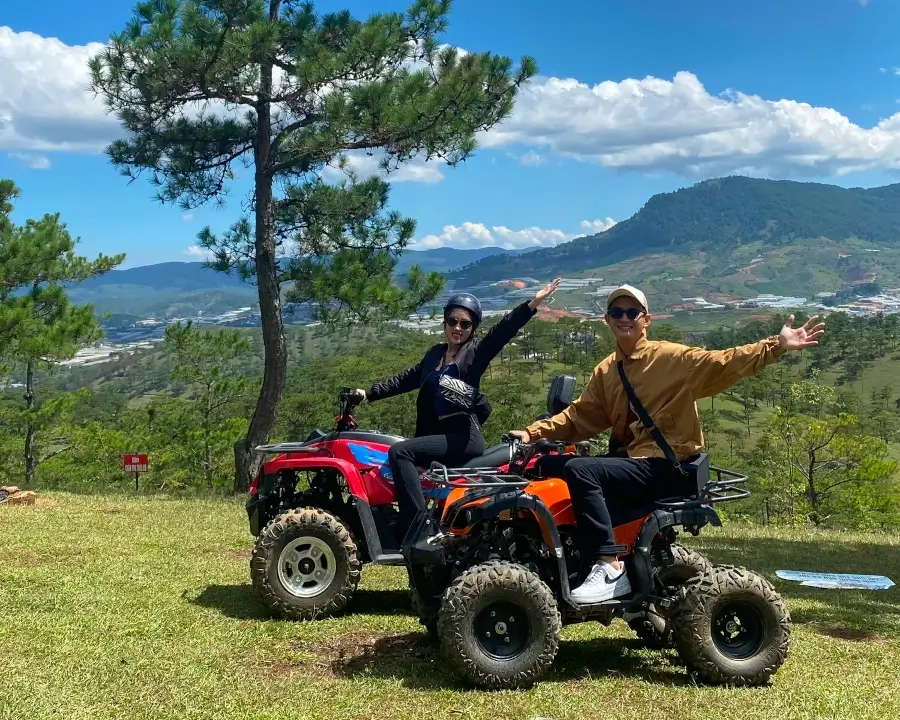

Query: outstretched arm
left=472, top=278, right=560, bottom=373
left=364, top=360, right=424, bottom=403
left=520, top=364, right=612, bottom=443
left=686, top=314, right=825, bottom=398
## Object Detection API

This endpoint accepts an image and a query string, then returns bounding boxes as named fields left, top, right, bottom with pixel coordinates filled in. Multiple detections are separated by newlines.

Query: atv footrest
left=566, top=597, right=632, bottom=612
left=373, top=553, right=406, bottom=566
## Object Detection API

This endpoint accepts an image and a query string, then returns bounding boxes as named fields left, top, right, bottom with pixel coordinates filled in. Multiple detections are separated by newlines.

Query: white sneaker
left=570, top=562, right=632, bottom=604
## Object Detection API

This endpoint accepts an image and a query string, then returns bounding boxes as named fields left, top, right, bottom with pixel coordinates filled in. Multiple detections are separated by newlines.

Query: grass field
left=3, top=494, right=900, bottom=720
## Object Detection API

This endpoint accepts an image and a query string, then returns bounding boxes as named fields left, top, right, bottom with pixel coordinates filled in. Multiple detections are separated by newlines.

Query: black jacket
left=367, top=301, right=537, bottom=437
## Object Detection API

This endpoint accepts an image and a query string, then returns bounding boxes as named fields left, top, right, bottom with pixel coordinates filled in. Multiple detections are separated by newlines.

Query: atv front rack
left=425, top=461, right=530, bottom=489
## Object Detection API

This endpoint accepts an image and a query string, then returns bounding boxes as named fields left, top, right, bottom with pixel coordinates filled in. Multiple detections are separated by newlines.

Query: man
left=509, top=284, right=824, bottom=604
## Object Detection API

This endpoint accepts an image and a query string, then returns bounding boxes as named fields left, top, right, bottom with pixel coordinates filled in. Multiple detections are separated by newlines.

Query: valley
left=78, top=177, right=900, bottom=363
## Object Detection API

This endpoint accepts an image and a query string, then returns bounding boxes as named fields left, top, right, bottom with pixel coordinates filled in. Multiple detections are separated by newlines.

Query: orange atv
left=403, top=386, right=790, bottom=690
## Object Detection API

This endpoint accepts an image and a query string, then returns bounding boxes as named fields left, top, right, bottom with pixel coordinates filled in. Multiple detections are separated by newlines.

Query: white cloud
left=181, top=213, right=194, bottom=221
left=10, top=26, right=900, bottom=181
left=322, top=151, right=444, bottom=184
left=480, top=70, right=900, bottom=178
left=7, top=151, right=50, bottom=169
left=519, top=150, right=545, bottom=166
left=184, top=245, right=213, bottom=260
left=412, top=217, right=616, bottom=251
left=579, top=218, right=617, bottom=234
left=0, top=27, right=119, bottom=152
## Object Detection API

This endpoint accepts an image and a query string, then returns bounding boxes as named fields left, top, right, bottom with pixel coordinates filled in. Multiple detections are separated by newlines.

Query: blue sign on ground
left=776, top=570, right=895, bottom=590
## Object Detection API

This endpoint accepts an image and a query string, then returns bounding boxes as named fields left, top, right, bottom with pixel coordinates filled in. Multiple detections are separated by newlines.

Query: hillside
left=448, top=177, right=900, bottom=294
left=66, top=247, right=526, bottom=318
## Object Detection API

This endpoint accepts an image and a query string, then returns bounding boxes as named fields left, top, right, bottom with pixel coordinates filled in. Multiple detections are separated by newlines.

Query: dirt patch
left=257, top=630, right=432, bottom=679
left=227, top=548, right=252, bottom=560
left=536, top=307, right=587, bottom=322
left=820, top=626, right=889, bottom=644
left=34, top=496, right=63, bottom=509
left=7, top=549, right=42, bottom=566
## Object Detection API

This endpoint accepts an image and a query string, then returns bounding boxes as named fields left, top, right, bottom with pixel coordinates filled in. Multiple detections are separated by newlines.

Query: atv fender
left=260, top=456, right=370, bottom=502
left=248, top=457, right=370, bottom=537
left=444, top=490, right=572, bottom=594
left=627, top=506, right=722, bottom=599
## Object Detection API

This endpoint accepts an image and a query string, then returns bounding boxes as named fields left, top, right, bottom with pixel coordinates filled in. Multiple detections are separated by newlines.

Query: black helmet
left=443, top=293, right=482, bottom=326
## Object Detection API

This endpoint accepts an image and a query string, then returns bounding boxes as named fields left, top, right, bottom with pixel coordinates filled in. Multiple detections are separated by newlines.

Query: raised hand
left=530, top=278, right=561, bottom=309
left=778, top=315, right=825, bottom=352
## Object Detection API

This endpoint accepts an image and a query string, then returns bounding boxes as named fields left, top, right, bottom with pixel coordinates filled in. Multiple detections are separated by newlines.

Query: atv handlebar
left=336, top=387, right=361, bottom=431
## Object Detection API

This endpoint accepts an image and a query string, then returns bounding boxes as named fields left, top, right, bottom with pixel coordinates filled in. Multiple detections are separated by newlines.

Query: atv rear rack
left=425, top=461, right=530, bottom=488
left=654, top=466, right=751, bottom=510
left=253, top=442, right=332, bottom=457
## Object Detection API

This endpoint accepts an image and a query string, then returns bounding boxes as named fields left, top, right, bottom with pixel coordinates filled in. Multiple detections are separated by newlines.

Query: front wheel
left=437, top=560, right=561, bottom=690
left=410, top=587, right=439, bottom=640
left=250, top=507, right=362, bottom=620
left=670, top=564, right=791, bottom=686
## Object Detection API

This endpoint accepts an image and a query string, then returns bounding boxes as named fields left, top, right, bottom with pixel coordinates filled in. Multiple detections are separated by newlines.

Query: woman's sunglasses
left=444, top=316, right=474, bottom=330
left=608, top=307, right=645, bottom=321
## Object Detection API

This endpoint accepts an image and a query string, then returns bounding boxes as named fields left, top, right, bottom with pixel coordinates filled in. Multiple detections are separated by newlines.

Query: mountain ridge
left=447, top=176, right=900, bottom=286
left=65, top=246, right=530, bottom=317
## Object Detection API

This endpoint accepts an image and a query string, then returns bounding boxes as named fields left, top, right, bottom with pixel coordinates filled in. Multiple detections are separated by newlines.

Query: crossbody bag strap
left=616, top=360, right=686, bottom=475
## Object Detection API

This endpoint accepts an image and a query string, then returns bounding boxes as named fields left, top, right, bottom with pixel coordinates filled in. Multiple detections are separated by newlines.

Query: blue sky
left=2, top=0, right=899, bottom=267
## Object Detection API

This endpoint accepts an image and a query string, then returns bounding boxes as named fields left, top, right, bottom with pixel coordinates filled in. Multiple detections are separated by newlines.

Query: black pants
left=564, top=456, right=695, bottom=560
left=388, top=415, right=485, bottom=541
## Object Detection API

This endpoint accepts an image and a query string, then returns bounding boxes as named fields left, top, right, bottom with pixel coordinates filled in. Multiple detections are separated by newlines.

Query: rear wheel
left=437, top=560, right=561, bottom=690
left=628, top=544, right=712, bottom=649
left=250, top=507, right=361, bottom=620
left=670, top=564, right=791, bottom=686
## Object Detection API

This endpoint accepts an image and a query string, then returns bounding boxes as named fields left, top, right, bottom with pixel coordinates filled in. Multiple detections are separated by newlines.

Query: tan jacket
left=526, top=335, right=784, bottom=460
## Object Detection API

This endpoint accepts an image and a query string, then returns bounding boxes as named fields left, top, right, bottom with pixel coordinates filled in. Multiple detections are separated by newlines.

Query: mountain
left=66, top=247, right=528, bottom=318
left=394, top=246, right=526, bottom=275
left=447, top=177, right=900, bottom=292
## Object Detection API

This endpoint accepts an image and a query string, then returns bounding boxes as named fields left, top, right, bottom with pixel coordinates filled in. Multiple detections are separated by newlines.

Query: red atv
left=245, top=381, right=584, bottom=620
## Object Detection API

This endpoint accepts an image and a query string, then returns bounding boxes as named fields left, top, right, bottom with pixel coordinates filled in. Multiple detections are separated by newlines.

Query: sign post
left=123, top=453, right=149, bottom=491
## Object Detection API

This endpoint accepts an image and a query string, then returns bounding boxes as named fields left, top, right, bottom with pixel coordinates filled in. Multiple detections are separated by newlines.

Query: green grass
left=3, top=495, right=900, bottom=720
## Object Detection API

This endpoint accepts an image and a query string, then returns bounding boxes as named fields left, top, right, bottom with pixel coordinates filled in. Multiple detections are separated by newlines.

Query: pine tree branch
left=38, top=444, right=72, bottom=465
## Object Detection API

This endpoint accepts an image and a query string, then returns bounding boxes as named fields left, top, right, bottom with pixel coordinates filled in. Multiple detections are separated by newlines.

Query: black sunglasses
left=444, top=316, right=474, bottom=330
left=608, top=307, right=645, bottom=321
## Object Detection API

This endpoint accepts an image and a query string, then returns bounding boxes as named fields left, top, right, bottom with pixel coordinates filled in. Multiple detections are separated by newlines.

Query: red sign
left=123, top=454, right=149, bottom=473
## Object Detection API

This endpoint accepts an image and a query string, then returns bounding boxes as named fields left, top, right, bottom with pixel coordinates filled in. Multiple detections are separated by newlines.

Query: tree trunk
left=806, top=453, right=821, bottom=526
left=23, top=359, right=36, bottom=489
left=204, top=389, right=213, bottom=489
left=234, top=4, right=286, bottom=493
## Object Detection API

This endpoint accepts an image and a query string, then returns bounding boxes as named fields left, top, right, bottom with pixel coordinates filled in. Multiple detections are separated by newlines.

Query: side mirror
left=546, top=375, right=576, bottom=416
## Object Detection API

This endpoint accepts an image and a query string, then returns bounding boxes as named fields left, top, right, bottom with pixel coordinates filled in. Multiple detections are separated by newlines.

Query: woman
left=353, top=278, right=560, bottom=546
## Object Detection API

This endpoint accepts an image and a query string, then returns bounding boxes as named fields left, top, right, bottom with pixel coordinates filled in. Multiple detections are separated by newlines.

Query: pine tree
left=90, top=0, right=537, bottom=489
left=163, top=321, right=253, bottom=488
left=0, top=181, right=124, bottom=488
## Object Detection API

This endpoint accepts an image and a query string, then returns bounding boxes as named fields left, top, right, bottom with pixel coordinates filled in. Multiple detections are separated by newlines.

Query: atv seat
left=460, top=443, right=512, bottom=469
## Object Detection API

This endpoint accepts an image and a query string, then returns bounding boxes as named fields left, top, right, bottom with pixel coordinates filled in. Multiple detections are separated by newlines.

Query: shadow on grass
left=188, top=584, right=412, bottom=621
left=691, top=534, right=900, bottom=638
left=329, top=632, right=690, bottom=690
left=188, top=584, right=272, bottom=620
